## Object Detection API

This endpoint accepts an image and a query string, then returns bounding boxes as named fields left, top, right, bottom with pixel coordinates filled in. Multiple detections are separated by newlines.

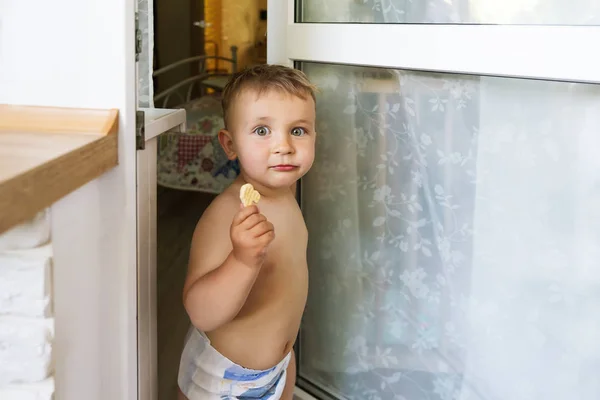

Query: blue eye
left=254, top=126, right=270, bottom=136
left=291, top=127, right=306, bottom=137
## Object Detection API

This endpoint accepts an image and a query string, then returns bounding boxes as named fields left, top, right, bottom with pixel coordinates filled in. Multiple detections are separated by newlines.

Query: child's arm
left=182, top=203, right=274, bottom=332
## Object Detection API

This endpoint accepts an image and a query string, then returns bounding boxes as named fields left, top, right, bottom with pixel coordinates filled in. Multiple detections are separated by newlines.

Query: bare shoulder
left=183, top=186, right=240, bottom=293
left=193, top=186, right=239, bottom=238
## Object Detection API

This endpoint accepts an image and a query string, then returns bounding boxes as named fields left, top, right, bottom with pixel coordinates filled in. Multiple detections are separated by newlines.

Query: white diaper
left=178, top=326, right=291, bottom=399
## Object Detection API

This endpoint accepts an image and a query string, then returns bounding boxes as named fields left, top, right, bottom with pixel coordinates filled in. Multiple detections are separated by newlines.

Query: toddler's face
left=225, top=89, right=316, bottom=191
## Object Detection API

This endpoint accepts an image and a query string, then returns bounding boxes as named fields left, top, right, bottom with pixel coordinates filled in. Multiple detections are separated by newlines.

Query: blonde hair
left=221, top=64, right=317, bottom=129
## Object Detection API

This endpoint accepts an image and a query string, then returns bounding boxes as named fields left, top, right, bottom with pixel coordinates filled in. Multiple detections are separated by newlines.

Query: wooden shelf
left=0, top=104, right=119, bottom=234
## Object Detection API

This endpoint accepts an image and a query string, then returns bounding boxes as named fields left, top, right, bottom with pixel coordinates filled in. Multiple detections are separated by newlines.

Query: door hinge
left=136, top=110, right=145, bottom=150
left=135, top=11, right=142, bottom=61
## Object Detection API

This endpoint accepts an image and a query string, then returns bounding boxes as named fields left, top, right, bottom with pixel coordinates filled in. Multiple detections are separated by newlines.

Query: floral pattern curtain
left=300, top=0, right=600, bottom=24
left=297, top=3, right=600, bottom=400
left=137, top=0, right=154, bottom=108
left=298, top=62, right=600, bottom=400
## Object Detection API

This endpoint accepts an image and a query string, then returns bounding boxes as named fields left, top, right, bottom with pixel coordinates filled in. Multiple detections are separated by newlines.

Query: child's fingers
left=258, top=229, right=275, bottom=244
left=232, top=205, right=259, bottom=226
left=239, top=213, right=267, bottom=231
left=249, top=221, right=274, bottom=239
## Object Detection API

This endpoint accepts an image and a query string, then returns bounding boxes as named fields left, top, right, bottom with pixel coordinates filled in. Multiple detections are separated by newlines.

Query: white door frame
left=267, top=0, right=600, bottom=399
left=137, top=108, right=187, bottom=400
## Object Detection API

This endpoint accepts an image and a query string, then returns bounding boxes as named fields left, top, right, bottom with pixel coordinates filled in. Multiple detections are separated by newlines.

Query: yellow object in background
left=222, top=0, right=266, bottom=71
left=204, top=0, right=222, bottom=73
left=204, top=0, right=266, bottom=73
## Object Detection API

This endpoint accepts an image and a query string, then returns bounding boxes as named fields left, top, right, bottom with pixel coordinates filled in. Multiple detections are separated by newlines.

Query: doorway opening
left=139, top=1, right=269, bottom=399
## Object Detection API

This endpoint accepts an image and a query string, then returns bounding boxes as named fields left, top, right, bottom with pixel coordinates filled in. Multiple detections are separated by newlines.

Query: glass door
left=268, top=1, right=600, bottom=400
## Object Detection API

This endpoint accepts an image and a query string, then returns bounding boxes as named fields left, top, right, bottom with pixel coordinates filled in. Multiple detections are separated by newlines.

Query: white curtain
left=300, top=0, right=600, bottom=24
left=137, top=0, right=154, bottom=108
left=297, top=3, right=600, bottom=399
left=298, top=61, right=600, bottom=400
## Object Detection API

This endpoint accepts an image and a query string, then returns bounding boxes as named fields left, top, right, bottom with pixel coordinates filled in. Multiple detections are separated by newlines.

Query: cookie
left=240, top=183, right=261, bottom=207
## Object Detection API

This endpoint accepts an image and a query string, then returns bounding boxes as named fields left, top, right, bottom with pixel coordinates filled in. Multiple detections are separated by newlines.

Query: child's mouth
left=271, top=164, right=298, bottom=172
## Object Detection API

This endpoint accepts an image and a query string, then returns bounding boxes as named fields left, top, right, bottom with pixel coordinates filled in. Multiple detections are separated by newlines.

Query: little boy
left=177, top=64, right=317, bottom=399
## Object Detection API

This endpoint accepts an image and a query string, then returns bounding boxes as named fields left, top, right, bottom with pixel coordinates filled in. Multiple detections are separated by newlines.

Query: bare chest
left=263, top=197, right=307, bottom=265
left=242, top=199, right=309, bottom=311
left=264, top=202, right=307, bottom=262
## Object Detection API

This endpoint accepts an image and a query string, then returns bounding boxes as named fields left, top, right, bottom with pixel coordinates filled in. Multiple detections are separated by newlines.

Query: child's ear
left=218, top=129, right=237, bottom=160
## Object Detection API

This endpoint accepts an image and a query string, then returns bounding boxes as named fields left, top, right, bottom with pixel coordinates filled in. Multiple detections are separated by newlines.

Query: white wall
left=0, top=213, right=54, bottom=400
left=0, top=1, right=138, bottom=399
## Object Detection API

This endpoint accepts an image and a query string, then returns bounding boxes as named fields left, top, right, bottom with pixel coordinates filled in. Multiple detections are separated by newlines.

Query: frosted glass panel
left=298, top=62, right=600, bottom=400
left=298, top=0, right=600, bottom=24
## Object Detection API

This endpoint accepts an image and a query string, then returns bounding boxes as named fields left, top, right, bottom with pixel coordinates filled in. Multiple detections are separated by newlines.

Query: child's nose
left=273, top=134, right=293, bottom=154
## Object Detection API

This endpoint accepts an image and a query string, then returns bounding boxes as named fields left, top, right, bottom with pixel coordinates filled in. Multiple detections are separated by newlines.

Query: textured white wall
left=0, top=211, right=54, bottom=400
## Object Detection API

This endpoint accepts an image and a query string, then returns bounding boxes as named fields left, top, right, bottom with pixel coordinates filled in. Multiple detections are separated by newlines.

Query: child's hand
left=230, top=205, right=275, bottom=268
